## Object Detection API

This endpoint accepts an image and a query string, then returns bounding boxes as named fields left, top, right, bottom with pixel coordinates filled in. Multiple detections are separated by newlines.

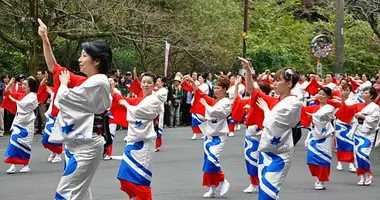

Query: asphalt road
left=0, top=127, right=379, bottom=200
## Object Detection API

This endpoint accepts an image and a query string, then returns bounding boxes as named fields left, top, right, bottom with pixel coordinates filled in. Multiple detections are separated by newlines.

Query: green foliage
left=0, top=0, right=379, bottom=78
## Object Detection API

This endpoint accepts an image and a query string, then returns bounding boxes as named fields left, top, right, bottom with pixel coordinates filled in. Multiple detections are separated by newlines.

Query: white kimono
left=117, top=94, right=163, bottom=188
left=351, top=102, right=380, bottom=173
left=154, top=87, right=168, bottom=144
left=306, top=105, right=335, bottom=169
left=53, top=74, right=111, bottom=200
left=257, top=96, right=301, bottom=200
left=199, top=98, right=231, bottom=174
left=227, top=84, right=245, bottom=100
left=5, top=93, right=38, bottom=165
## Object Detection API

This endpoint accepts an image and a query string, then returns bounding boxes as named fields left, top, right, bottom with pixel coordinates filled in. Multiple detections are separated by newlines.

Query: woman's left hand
left=59, top=70, right=70, bottom=86
left=354, top=113, right=365, bottom=119
left=256, top=97, right=269, bottom=113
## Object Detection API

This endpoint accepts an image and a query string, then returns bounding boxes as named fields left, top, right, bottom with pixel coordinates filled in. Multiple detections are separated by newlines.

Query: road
left=0, top=126, right=379, bottom=200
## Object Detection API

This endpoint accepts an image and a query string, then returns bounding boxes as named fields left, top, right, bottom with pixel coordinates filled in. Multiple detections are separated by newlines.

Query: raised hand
left=256, top=97, right=269, bottom=113
left=41, top=71, right=48, bottom=85
left=235, top=75, right=242, bottom=86
left=37, top=18, right=48, bottom=41
left=238, top=56, right=250, bottom=70
left=59, top=70, right=70, bottom=86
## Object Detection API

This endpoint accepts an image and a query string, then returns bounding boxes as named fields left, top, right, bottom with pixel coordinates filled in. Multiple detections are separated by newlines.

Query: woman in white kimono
left=154, top=77, right=168, bottom=152
left=184, top=74, right=232, bottom=198
left=190, top=73, right=209, bottom=140
left=38, top=19, right=112, bottom=200
left=305, top=87, right=335, bottom=190
left=115, top=72, right=164, bottom=200
left=240, top=57, right=302, bottom=200
left=349, top=87, right=380, bottom=186
left=226, top=74, right=246, bottom=137
left=232, top=79, right=272, bottom=194
left=4, top=77, right=38, bottom=173
left=334, top=84, right=357, bottom=172
left=39, top=74, right=63, bottom=163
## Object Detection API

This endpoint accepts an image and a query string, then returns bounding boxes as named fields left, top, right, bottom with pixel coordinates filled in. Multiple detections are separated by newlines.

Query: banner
left=165, top=41, right=170, bottom=77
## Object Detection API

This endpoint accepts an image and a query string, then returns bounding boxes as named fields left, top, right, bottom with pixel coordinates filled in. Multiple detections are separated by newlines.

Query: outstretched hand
left=38, top=18, right=48, bottom=41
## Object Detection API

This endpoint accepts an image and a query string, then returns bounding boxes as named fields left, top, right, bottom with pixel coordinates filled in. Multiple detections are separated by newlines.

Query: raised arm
left=233, top=75, right=242, bottom=102
left=4, top=77, right=15, bottom=92
left=238, top=57, right=254, bottom=94
left=183, top=75, right=198, bottom=92
left=38, top=18, right=57, bottom=72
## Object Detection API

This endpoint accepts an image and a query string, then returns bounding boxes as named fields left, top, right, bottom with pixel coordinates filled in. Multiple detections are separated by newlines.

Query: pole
left=242, top=0, right=249, bottom=58
left=335, top=0, right=345, bottom=75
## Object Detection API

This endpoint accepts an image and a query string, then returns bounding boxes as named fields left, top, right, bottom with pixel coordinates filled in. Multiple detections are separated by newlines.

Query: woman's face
left=198, top=76, right=205, bottom=84
left=340, top=79, right=347, bottom=86
left=341, top=87, right=351, bottom=99
left=22, top=80, right=30, bottom=93
left=273, top=75, right=290, bottom=95
left=318, top=90, right=329, bottom=104
left=362, top=89, right=373, bottom=102
left=213, top=85, right=226, bottom=99
left=120, top=77, right=126, bottom=83
left=156, top=78, right=164, bottom=88
left=141, top=76, right=155, bottom=94
left=78, top=50, right=99, bottom=76
left=229, top=76, right=235, bottom=85
left=362, top=74, right=368, bottom=82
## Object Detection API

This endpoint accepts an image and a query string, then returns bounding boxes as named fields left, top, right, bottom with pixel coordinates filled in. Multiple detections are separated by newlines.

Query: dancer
left=4, top=77, right=38, bottom=173
left=154, top=76, right=168, bottom=152
left=346, top=87, right=380, bottom=186
left=39, top=19, right=112, bottom=200
left=304, top=87, right=335, bottom=190
left=240, top=57, right=302, bottom=200
left=334, top=84, right=356, bottom=172
left=39, top=73, right=63, bottom=163
left=184, top=74, right=231, bottom=198
left=232, top=79, right=272, bottom=194
left=114, top=72, right=164, bottom=200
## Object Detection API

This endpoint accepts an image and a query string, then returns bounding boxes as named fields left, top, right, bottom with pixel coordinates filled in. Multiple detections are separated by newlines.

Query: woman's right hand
left=238, top=56, right=250, bottom=70
left=38, top=18, right=48, bottom=41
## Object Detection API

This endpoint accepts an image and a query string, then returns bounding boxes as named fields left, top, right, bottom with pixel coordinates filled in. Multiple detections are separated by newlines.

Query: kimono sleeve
left=109, top=93, right=128, bottom=127
left=361, top=106, right=380, bottom=133
left=17, top=93, right=38, bottom=115
left=181, top=80, right=193, bottom=92
left=37, top=83, right=50, bottom=104
left=231, top=96, right=250, bottom=121
left=128, top=78, right=142, bottom=96
left=128, top=95, right=163, bottom=120
left=263, top=98, right=302, bottom=134
left=205, top=98, right=231, bottom=119
left=56, top=79, right=111, bottom=114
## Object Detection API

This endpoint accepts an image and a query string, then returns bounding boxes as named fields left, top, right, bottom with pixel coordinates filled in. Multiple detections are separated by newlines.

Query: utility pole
left=242, top=0, right=249, bottom=58
left=335, top=0, right=345, bottom=75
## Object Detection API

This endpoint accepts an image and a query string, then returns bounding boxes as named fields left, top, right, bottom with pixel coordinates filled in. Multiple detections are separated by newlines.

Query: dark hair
left=27, top=77, right=38, bottom=93
left=274, top=68, right=300, bottom=89
left=1, top=74, right=10, bottom=83
left=365, top=87, right=377, bottom=100
left=158, top=76, right=167, bottom=86
left=341, top=83, right=352, bottom=91
left=258, top=82, right=271, bottom=95
left=326, top=72, right=334, bottom=77
left=141, top=72, right=157, bottom=84
left=320, top=87, right=332, bottom=97
left=81, top=41, right=113, bottom=74
left=215, top=75, right=229, bottom=89
left=201, top=72, right=208, bottom=80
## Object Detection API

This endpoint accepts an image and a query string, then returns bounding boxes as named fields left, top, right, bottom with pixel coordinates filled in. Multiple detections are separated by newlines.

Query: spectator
left=168, top=76, right=183, bottom=127
left=35, top=71, right=48, bottom=135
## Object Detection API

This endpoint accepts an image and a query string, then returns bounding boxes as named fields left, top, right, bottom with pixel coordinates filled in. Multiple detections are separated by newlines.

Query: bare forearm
left=245, top=68, right=254, bottom=94
left=42, top=39, right=57, bottom=72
